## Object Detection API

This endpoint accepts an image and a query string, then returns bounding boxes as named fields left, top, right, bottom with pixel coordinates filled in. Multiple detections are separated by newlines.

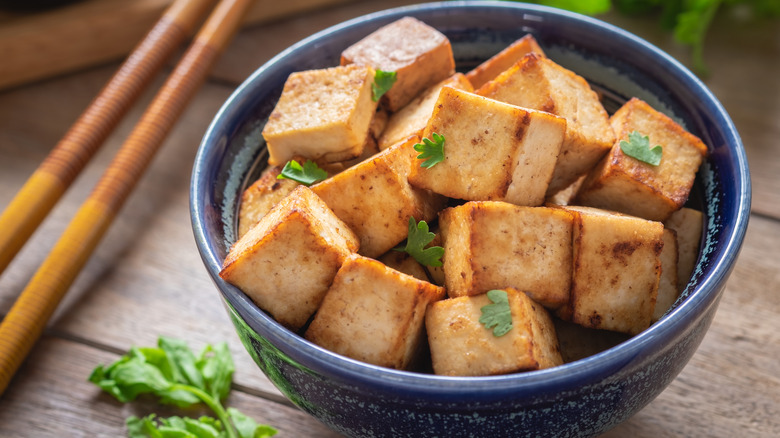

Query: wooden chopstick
left=0, top=0, right=253, bottom=395
left=0, top=0, right=216, bottom=277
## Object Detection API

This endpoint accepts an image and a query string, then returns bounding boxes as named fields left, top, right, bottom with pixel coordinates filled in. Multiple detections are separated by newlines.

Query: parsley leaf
left=395, top=217, right=444, bottom=267
left=127, top=414, right=223, bottom=438
left=89, top=337, right=277, bottom=438
left=277, top=159, right=327, bottom=186
left=479, top=290, right=513, bottom=337
left=619, top=131, right=663, bottom=166
left=372, top=69, right=397, bottom=102
left=413, top=132, right=445, bottom=168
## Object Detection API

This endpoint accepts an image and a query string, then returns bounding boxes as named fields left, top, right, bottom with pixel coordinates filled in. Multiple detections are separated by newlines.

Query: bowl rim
left=191, top=1, right=751, bottom=397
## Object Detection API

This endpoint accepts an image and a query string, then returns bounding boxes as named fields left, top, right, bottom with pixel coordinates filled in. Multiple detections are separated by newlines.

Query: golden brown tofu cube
left=378, top=73, right=473, bottom=150
left=576, top=98, right=709, bottom=222
left=559, top=206, right=664, bottom=335
left=305, top=254, right=446, bottom=369
left=477, top=53, right=615, bottom=195
left=220, top=186, right=359, bottom=331
left=654, top=228, right=679, bottom=321
left=312, top=136, right=446, bottom=258
left=379, top=250, right=429, bottom=282
left=341, top=16, right=455, bottom=111
left=439, top=201, right=574, bottom=309
left=426, top=288, right=563, bottom=376
left=408, top=86, right=565, bottom=205
left=237, top=164, right=300, bottom=239
left=262, top=64, right=378, bottom=165
left=466, top=34, right=546, bottom=89
left=664, top=207, right=703, bottom=291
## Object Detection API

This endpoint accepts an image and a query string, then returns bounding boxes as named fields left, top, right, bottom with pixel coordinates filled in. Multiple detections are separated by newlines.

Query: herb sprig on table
left=89, top=336, right=277, bottom=438
left=519, top=0, right=780, bottom=74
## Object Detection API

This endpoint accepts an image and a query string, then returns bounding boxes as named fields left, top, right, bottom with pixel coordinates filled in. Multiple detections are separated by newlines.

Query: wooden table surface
left=0, top=1, right=778, bottom=436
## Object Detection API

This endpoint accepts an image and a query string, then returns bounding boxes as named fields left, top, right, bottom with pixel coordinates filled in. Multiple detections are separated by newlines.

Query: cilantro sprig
left=479, top=290, right=513, bottom=337
left=620, top=131, right=663, bottom=166
left=277, top=159, right=327, bottom=186
left=414, top=132, right=445, bottom=168
left=89, top=337, right=277, bottom=438
left=372, top=69, right=397, bottom=102
left=395, top=217, right=444, bottom=267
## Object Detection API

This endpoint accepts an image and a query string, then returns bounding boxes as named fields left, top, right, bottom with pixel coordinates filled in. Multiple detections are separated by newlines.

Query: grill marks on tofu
left=477, top=53, right=615, bottom=195
left=408, top=86, right=565, bottom=204
left=561, top=206, right=664, bottom=335
left=439, top=201, right=574, bottom=311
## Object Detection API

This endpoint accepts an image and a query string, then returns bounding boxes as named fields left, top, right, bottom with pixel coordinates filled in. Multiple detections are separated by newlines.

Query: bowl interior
left=191, top=1, right=750, bottom=394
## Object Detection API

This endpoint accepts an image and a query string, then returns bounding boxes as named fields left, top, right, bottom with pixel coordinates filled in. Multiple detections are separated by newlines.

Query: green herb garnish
left=395, top=217, right=444, bottom=267
left=479, top=290, right=513, bottom=337
left=619, top=131, right=663, bottom=166
left=372, top=69, right=397, bottom=102
left=413, top=132, right=445, bottom=168
left=277, top=159, right=327, bottom=185
left=523, top=0, right=780, bottom=74
left=89, top=336, right=277, bottom=438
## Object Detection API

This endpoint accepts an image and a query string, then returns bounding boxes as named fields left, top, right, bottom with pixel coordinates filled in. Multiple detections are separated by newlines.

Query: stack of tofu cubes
left=220, top=17, right=708, bottom=377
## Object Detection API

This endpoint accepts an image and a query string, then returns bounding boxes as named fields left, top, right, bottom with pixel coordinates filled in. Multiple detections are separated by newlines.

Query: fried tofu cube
left=477, top=53, right=615, bottom=195
left=311, top=136, right=445, bottom=258
left=664, top=207, right=703, bottom=291
left=341, top=16, right=455, bottom=111
left=408, top=86, right=565, bottom=205
left=559, top=206, right=664, bottom=335
left=439, top=201, right=574, bottom=309
left=378, top=73, right=473, bottom=150
left=465, top=34, right=546, bottom=89
left=305, top=254, right=446, bottom=369
left=220, top=186, right=359, bottom=331
left=237, top=163, right=300, bottom=239
left=654, top=228, right=679, bottom=321
left=379, top=250, right=429, bottom=282
left=576, top=98, right=709, bottom=222
left=262, top=64, right=378, bottom=165
left=426, top=288, right=563, bottom=376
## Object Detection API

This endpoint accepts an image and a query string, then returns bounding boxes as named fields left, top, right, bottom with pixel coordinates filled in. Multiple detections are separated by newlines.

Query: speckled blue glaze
left=190, top=2, right=751, bottom=437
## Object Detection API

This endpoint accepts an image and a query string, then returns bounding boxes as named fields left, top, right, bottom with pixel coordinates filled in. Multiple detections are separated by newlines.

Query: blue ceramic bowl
left=191, top=2, right=750, bottom=437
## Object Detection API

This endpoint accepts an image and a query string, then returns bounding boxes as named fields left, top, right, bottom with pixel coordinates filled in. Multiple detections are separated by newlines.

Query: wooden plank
left=0, top=0, right=358, bottom=91
left=0, top=336, right=342, bottom=437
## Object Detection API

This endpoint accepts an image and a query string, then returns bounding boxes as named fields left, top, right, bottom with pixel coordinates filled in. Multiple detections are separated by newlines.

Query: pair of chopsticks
left=0, top=0, right=253, bottom=395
